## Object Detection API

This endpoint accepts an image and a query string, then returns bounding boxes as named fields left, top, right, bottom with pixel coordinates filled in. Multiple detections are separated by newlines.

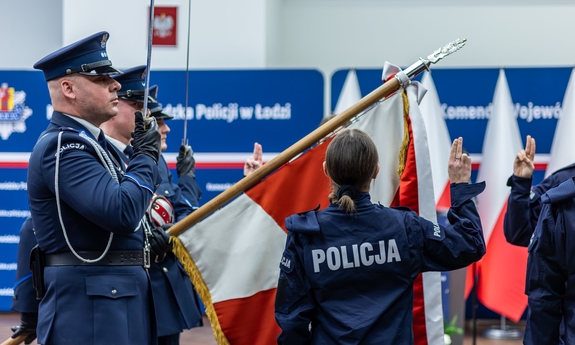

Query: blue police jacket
left=275, top=182, right=486, bottom=345
left=27, top=111, right=161, bottom=345
left=113, top=148, right=202, bottom=337
left=504, top=163, right=575, bottom=247
left=178, top=174, right=202, bottom=209
left=524, top=177, right=575, bottom=345
left=156, top=154, right=195, bottom=219
left=149, top=154, right=203, bottom=337
left=11, top=217, right=39, bottom=314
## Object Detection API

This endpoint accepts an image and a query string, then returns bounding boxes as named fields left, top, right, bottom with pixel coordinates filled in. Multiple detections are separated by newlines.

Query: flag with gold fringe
left=172, top=65, right=444, bottom=345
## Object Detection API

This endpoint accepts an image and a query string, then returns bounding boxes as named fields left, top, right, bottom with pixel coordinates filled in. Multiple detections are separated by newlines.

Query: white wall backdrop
left=2, top=0, right=575, bottom=113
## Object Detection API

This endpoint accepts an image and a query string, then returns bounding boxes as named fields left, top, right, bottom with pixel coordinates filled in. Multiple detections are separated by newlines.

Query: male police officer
left=101, top=66, right=203, bottom=345
left=28, top=32, right=162, bottom=345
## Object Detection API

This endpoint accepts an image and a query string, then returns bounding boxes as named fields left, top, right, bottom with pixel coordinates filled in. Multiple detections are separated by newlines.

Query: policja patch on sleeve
left=275, top=250, right=295, bottom=311
left=426, top=222, right=445, bottom=241
left=279, top=250, right=294, bottom=273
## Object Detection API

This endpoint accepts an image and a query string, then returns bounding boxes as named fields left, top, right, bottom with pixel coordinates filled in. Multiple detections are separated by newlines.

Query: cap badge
left=101, top=33, right=109, bottom=48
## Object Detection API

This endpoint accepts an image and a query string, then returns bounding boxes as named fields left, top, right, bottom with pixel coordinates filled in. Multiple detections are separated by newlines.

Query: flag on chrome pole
left=546, top=67, right=575, bottom=177
left=471, top=69, right=528, bottom=322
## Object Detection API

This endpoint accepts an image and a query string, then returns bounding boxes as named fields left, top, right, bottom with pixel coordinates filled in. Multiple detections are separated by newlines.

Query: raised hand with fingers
left=514, top=135, right=536, bottom=178
left=244, top=142, right=263, bottom=176
left=448, top=137, right=472, bottom=183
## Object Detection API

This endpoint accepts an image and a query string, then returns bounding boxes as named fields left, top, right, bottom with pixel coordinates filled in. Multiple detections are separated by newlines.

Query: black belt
left=45, top=251, right=145, bottom=266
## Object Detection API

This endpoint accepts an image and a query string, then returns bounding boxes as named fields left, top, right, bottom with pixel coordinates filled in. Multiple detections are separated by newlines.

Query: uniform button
left=164, top=190, right=169, bottom=195
left=163, top=267, right=168, bottom=273
left=111, top=289, right=117, bottom=296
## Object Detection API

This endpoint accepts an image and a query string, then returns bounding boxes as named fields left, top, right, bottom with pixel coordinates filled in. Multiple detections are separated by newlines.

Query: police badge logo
left=101, top=33, right=108, bottom=48
left=140, top=68, right=146, bottom=87
left=0, top=82, right=33, bottom=140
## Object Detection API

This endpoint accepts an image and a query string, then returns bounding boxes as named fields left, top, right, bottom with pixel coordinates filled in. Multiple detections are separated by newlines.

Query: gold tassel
left=397, top=90, right=410, bottom=177
left=170, top=236, right=231, bottom=345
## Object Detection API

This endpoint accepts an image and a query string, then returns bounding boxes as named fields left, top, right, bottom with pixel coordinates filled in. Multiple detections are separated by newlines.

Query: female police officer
left=275, top=129, right=486, bottom=344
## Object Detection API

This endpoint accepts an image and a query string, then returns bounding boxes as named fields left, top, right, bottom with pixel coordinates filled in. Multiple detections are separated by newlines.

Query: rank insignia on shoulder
left=285, top=205, right=321, bottom=235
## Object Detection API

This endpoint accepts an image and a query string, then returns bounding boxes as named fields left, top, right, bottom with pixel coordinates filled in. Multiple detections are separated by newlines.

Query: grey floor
left=0, top=313, right=524, bottom=345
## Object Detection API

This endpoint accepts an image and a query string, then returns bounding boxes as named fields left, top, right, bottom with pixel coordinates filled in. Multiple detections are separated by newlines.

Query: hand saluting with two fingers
left=448, top=137, right=472, bottom=184
left=244, top=142, right=263, bottom=176
left=513, top=135, right=536, bottom=179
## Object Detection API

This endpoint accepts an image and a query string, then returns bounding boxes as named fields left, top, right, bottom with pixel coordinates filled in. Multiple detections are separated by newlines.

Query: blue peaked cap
left=114, top=65, right=157, bottom=103
left=34, top=31, right=122, bottom=81
left=148, top=85, right=173, bottom=120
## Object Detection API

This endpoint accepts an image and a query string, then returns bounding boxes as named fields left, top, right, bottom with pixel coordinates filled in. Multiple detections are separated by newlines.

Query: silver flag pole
left=182, top=0, right=192, bottom=146
left=142, top=0, right=156, bottom=117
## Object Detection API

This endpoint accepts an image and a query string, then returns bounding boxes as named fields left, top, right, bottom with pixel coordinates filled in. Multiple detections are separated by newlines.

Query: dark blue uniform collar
left=50, top=111, right=97, bottom=140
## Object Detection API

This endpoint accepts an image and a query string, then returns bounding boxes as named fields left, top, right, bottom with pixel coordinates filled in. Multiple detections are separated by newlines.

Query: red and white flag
left=420, top=71, right=451, bottom=211
left=546, top=67, right=575, bottom=177
left=176, top=65, right=443, bottom=345
left=469, top=69, right=527, bottom=322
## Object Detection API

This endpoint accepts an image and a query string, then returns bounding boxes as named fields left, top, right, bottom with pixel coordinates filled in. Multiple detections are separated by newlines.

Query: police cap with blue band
left=114, top=65, right=157, bottom=103
left=33, top=31, right=122, bottom=81
left=148, top=85, right=174, bottom=120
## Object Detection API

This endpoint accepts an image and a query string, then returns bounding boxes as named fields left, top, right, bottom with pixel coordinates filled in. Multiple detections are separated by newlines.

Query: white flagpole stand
left=483, top=314, right=522, bottom=340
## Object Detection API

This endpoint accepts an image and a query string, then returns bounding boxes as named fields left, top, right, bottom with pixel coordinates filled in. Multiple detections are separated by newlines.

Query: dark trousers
left=158, top=333, right=180, bottom=345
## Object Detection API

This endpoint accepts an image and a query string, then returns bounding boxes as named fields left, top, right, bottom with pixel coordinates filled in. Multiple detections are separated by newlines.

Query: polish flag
left=470, top=69, right=528, bottom=322
left=546, top=67, right=575, bottom=177
left=419, top=71, right=451, bottom=211
left=176, top=67, right=443, bottom=344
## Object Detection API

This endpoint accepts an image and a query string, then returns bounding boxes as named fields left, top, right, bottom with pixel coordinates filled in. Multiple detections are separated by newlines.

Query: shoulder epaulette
left=551, top=162, right=575, bottom=176
left=542, top=178, right=575, bottom=204
left=285, top=204, right=321, bottom=235
left=390, top=206, right=413, bottom=212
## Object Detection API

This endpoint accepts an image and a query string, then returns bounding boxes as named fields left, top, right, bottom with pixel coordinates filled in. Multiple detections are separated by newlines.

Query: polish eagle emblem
left=153, top=13, right=174, bottom=38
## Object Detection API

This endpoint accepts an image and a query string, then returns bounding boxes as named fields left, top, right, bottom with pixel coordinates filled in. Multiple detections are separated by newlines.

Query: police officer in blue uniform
left=10, top=217, right=38, bottom=344
left=504, top=135, right=575, bottom=246
left=504, top=136, right=571, bottom=344
left=275, top=130, right=486, bottom=344
left=147, top=86, right=202, bottom=210
left=523, top=177, right=575, bottom=344
left=101, top=66, right=203, bottom=345
left=28, top=32, right=162, bottom=345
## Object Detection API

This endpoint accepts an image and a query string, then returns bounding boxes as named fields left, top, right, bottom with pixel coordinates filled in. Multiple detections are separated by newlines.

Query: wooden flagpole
left=168, top=38, right=466, bottom=237
left=0, top=335, right=27, bottom=345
